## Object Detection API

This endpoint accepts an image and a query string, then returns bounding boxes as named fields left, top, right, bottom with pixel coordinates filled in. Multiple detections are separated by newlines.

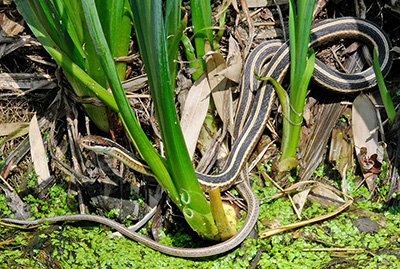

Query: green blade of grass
left=181, top=33, right=204, bottom=80
left=17, top=0, right=84, bottom=67
left=165, top=0, right=185, bottom=90
left=373, top=47, right=396, bottom=124
left=291, top=0, right=314, bottom=94
left=288, top=0, right=297, bottom=87
left=191, top=0, right=213, bottom=55
left=298, top=49, right=315, bottom=91
left=53, top=0, right=86, bottom=58
left=95, top=0, right=131, bottom=81
left=185, top=0, right=213, bottom=80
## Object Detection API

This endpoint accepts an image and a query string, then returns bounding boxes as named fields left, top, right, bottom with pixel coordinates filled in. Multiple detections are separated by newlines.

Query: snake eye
left=87, top=141, right=95, bottom=147
left=81, top=139, right=92, bottom=147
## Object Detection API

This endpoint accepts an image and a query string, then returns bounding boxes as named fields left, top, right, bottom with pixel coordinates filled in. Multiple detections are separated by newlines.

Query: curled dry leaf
left=0, top=13, right=24, bottom=36
left=352, top=93, right=381, bottom=174
left=359, top=142, right=386, bottom=174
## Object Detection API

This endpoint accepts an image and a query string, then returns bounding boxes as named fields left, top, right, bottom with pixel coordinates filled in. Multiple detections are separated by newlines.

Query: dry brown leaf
left=29, top=115, right=51, bottom=185
left=217, top=63, right=242, bottom=84
left=0, top=73, right=56, bottom=90
left=206, top=50, right=236, bottom=140
left=206, top=52, right=229, bottom=121
left=247, top=0, right=288, bottom=8
left=122, top=74, right=148, bottom=92
left=293, top=188, right=311, bottom=217
left=224, top=35, right=242, bottom=85
left=329, top=120, right=353, bottom=195
left=0, top=122, right=29, bottom=137
left=227, top=35, right=242, bottom=66
left=298, top=101, right=345, bottom=180
left=0, top=185, right=31, bottom=219
left=0, top=14, right=31, bottom=60
left=261, top=216, right=281, bottom=229
left=348, top=207, right=386, bottom=230
left=180, top=74, right=210, bottom=159
left=352, top=93, right=379, bottom=156
left=308, top=185, right=345, bottom=210
left=0, top=13, right=24, bottom=36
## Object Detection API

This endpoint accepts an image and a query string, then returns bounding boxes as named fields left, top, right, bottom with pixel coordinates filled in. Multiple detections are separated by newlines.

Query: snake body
left=1, top=17, right=392, bottom=257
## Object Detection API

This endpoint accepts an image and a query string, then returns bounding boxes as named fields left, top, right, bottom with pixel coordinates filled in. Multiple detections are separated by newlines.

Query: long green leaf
left=373, top=47, right=396, bottom=124
left=191, top=0, right=213, bottom=55
left=288, top=0, right=297, bottom=88
left=95, top=0, right=131, bottom=80
left=187, top=0, right=213, bottom=80
left=165, top=1, right=185, bottom=90
left=280, top=0, right=315, bottom=163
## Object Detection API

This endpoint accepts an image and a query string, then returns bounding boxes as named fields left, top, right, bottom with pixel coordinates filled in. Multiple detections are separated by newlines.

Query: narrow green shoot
left=181, top=0, right=213, bottom=80
left=191, top=0, right=213, bottom=55
left=165, top=0, right=185, bottom=90
left=279, top=0, right=315, bottom=169
left=181, top=33, right=204, bottom=80
left=213, top=1, right=229, bottom=50
left=372, top=47, right=396, bottom=124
